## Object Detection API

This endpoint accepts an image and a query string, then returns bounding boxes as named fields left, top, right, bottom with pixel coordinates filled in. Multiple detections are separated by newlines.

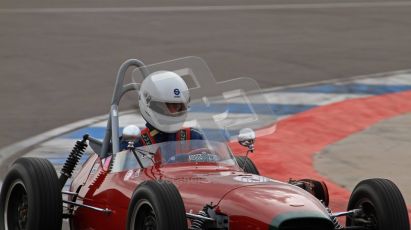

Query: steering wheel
left=186, top=148, right=220, bottom=162
left=166, top=148, right=220, bottom=163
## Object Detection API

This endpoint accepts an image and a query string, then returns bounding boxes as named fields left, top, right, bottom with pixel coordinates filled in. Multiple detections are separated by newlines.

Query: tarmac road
left=1, top=0, right=411, bottom=148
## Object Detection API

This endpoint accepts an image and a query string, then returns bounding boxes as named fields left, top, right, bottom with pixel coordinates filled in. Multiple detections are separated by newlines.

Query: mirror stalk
left=237, top=128, right=256, bottom=172
left=242, top=145, right=255, bottom=172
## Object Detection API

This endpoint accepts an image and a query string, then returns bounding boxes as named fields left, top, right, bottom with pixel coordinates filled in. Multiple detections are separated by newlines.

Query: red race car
left=1, top=57, right=409, bottom=230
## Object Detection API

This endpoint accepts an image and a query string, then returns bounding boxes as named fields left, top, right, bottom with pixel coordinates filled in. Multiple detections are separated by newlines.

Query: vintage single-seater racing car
left=1, top=57, right=409, bottom=230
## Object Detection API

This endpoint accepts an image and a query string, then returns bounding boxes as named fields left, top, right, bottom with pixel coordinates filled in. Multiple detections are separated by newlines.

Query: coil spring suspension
left=326, top=207, right=343, bottom=229
left=190, top=210, right=208, bottom=229
left=190, top=204, right=213, bottom=230
left=59, top=134, right=89, bottom=189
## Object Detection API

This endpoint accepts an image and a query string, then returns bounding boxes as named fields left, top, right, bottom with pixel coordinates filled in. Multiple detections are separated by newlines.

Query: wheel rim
left=131, top=200, right=157, bottom=230
left=4, top=180, right=28, bottom=230
left=349, top=198, right=378, bottom=230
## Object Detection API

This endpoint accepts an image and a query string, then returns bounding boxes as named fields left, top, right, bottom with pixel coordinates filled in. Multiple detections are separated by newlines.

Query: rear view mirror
left=122, top=125, right=141, bottom=142
left=238, top=128, right=256, bottom=149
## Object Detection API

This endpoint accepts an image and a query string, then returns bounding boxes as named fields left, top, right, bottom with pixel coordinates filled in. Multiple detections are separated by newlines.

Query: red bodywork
left=69, top=152, right=333, bottom=230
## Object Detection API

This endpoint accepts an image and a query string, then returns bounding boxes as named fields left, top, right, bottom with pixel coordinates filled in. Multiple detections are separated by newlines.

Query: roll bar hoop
left=100, top=59, right=149, bottom=158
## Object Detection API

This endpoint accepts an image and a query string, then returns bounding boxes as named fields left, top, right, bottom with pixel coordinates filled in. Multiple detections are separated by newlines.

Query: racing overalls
left=120, top=123, right=204, bottom=150
left=120, top=123, right=204, bottom=164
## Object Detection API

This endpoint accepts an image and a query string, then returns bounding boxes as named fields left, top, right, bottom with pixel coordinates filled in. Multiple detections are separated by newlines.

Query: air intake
left=279, top=218, right=334, bottom=230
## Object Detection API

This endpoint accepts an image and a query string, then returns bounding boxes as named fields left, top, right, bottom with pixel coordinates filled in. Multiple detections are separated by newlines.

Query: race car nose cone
left=217, top=182, right=331, bottom=228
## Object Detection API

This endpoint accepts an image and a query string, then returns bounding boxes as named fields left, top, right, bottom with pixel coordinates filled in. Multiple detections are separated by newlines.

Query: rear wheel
left=299, top=179, right=329, bottom=206
left=0, top=157, right=62, bottom=230
left=347, top=178, right=409, bottom=230
left=235, top=156, right=260, bottom=175
left=126, top=180, right=188, bottom=230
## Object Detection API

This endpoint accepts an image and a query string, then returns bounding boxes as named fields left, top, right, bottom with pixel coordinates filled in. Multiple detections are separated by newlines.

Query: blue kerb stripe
left=62, top=103, right=315, bottom=140
left=282, top=83, right=411, bottom=94
left=62, top=127, right=113, bottom=139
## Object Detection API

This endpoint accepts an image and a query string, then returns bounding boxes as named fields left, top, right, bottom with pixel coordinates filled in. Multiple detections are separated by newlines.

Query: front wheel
left=126, top=180, right=188, bottom=230
left=347, top=178, right=410, bottom=230
left=0, top=157, right=63, bottom=230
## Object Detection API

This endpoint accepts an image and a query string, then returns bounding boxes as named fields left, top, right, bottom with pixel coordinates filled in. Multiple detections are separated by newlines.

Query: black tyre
left=126, top=180, right=188, bottom=230
left=235, top=156, right=260, bottom=175
left=347, top=178, right=410, bottom=230
left=0, top=157, right=62, bottom=230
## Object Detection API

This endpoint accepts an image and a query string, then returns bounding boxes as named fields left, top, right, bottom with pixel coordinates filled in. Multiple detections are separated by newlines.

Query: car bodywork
left=65, top=57, right=335, bottom=230
left=1, top=57, right=409, bottom=230
left=69, top=151, right=334, bottom=229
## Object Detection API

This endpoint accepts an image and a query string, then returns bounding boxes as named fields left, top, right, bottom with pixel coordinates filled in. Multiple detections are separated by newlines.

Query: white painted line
left=2, top=2, right=411, bottom=14
left=263, top=92, right=370, bottom=105
left=24, top=139, right=94, bottom=159
left=355, top=74, right=411, bottom=86
left=262, top=69, right=411, bottom=92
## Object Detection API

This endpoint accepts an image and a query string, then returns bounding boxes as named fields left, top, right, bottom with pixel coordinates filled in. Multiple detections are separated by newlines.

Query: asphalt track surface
left=2, top=0, right=411, bottom=149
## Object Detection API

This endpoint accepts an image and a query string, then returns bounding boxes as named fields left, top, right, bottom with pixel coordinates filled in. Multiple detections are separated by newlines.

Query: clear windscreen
left=132, top=56, right=276, bottom=141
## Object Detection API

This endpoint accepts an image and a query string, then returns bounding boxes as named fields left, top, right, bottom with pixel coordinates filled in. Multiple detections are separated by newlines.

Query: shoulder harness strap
left=176, top=128, right=191, bottom=153
left=177, top=128, right=191, bottom=141
left=140, top=128, right=157, bottom=146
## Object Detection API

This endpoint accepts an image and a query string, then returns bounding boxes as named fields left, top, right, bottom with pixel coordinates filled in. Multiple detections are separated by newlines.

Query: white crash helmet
left=138, top=71, right=190, bottom=133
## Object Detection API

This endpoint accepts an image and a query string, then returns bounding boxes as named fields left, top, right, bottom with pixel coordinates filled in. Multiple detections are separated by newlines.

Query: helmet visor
left=150, top=101, right=188, bottom=117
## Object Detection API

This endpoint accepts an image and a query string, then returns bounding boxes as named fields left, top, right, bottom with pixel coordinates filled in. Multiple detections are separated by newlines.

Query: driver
left=120, top=71, right=203, bottom=151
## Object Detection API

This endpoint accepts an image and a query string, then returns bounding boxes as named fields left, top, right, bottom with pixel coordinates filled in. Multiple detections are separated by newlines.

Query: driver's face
left=166, top=103, right=186, bottom=114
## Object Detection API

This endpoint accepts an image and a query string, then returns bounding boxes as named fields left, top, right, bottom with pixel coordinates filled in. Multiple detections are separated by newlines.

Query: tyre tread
left=347, top=178, right=410, bottom=230
left=0, top=157, right=62, bottom=230
left=127, top=180, right=188, bottom=230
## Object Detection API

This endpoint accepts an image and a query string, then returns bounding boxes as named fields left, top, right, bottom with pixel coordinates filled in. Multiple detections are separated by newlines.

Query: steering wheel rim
left=167, top=148, right=220, bottom=163
left=186, top=148, right=220, bottom=162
